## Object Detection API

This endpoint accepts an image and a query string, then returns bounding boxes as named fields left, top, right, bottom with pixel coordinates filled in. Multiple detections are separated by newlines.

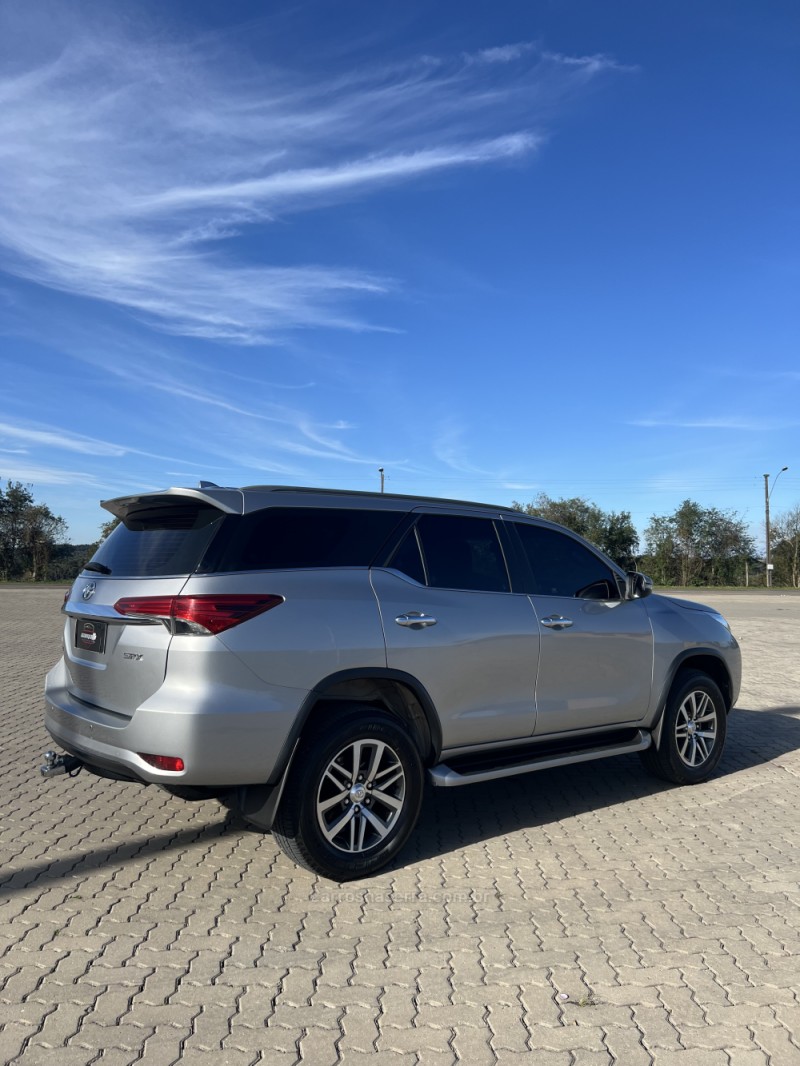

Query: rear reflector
left=140, top=753, right=185, bottom=772
left=114, top=594, right=283, bottom=635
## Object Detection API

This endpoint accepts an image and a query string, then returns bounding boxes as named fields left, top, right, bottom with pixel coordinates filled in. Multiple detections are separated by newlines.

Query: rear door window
left=413, top=514, right=510, bottom=592
left=386, top=526, right=427, bottom=584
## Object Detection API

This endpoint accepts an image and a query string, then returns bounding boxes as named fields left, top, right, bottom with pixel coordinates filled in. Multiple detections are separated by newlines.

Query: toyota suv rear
left=43, top=484, right=741, bottom=880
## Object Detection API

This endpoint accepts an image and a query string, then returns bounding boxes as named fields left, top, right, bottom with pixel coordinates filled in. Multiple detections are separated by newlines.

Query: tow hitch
left=40, top=750, right=83, bottom=779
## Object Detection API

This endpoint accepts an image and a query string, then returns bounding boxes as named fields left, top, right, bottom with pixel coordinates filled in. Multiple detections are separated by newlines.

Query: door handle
left=540, top=615, right=574, bottom=630
left=395, top=612, right=438, bottom=628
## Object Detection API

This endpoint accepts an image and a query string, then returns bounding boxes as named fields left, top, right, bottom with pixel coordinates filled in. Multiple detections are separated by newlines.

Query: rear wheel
left=273, top=707, right=424, bottom=880
left=641, top=670, right=727, bottom=784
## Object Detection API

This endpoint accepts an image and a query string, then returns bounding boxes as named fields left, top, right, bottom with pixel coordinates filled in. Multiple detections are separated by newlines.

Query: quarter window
left=215, top=508, right=405, bottom=571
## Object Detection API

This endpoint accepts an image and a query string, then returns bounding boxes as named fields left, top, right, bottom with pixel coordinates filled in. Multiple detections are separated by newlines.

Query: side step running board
left=429, top=730, right=651, bottom=788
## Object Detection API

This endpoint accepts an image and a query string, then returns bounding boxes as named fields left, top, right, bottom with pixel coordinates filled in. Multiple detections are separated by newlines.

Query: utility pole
left=764, top=474, right=771, bottom=587
left=764, top=466, right=789, bottom=588
left=378, top=467, right=385, bottom=494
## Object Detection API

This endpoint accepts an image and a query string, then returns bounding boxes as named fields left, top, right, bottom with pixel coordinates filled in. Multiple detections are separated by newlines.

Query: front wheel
left=641, top=670, right=727, bottom=784
left=272, top=707, right=424, bottom=880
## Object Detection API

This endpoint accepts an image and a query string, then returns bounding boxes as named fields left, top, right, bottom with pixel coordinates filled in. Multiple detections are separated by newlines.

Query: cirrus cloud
left=0, top=7, right=628, bottom=344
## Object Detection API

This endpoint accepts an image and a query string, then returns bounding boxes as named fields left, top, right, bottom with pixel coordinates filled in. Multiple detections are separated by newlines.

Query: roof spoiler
left=101, top=485, right=245, bottom=520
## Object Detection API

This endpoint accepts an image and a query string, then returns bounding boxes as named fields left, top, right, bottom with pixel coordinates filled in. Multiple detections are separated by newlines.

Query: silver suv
left=43, top=484, right=741, bottom=879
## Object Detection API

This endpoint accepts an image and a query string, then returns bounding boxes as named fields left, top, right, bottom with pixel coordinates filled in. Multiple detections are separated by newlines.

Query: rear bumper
left=44, top=657, right=307, bottom=787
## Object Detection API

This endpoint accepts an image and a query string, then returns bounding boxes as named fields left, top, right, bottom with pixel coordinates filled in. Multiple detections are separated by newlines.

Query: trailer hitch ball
left=40, top=751, right=82, bottom=778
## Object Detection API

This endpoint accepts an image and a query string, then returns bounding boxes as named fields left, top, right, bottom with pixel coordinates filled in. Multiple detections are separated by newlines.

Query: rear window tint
left=416, top=514, right=510, bottom=592
left=87, top=504, right=224, bottom=577
left=215, top=508, right=405, bottom=571
left=387, top=527, right=426, bottom=584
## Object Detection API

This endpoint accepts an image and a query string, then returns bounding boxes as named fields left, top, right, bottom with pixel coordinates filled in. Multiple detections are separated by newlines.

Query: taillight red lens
left=114, top=594, right=283, bottom=634
left=140, top=753, right=185, bottom=772
left=115, top=596, right=175, bottom=619
left=174, top=595, right=284, bottom=634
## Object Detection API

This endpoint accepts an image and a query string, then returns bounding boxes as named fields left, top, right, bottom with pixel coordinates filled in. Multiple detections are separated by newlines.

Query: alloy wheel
left=315, top=739, right=406, bottom=854
left=674, top=689, right=718, bottom=768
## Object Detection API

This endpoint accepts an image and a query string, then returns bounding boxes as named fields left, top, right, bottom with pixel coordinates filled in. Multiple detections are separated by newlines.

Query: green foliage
left=641, top=500, right=755, bottom=586
left=772, top=505, right=800, bottom=588
left=47, top=544, right=96, bottom=581
left=511, top=494, right=639, bottom=569
left=98, top=516, right=121, bottom=542
left=0, top=481, right=68, bottom=581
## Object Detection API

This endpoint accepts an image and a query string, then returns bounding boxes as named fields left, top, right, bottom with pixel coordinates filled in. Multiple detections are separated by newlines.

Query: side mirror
left=625, top=571, right=653, bottom=599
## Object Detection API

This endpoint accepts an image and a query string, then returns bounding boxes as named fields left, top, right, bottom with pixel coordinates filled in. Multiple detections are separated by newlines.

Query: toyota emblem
left=82, top=582, right=97, bottom=601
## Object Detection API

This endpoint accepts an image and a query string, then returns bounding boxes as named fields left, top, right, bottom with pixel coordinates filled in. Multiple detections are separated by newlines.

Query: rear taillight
left=113, top=594, right=283, bottom=635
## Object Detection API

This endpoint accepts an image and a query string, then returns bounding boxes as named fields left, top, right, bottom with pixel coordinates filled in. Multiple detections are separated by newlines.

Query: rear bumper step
left=429, top=729, right=651, bottom=787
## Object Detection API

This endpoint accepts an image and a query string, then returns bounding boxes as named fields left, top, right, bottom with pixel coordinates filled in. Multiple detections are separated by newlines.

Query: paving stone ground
left=1, top=586, right=798, bottom=1065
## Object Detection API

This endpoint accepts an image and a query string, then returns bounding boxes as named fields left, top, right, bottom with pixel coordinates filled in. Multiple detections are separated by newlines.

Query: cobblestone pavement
left=1, top=587, right=799, bottom=1065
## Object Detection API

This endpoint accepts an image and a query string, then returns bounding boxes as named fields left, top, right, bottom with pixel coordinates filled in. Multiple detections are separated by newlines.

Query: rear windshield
left=214, top=507, right=405, bottom=571
left=87, top=503, right=225, bottom=577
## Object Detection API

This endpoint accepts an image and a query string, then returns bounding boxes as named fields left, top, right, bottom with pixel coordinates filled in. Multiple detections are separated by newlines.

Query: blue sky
left=1, top=0, right=798, bottom=546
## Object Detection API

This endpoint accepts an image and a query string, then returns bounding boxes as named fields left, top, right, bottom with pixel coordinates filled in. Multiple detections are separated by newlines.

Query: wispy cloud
left=434, top=419, right=508, bottom=478
left=540, top=50, right=639, bottom=75
left=0, top=8, right=627, bottom=344
left=2, top=303, right=390, bottom=474
left=0, top=461, right=104, bottom=487
left=0, top=420, right=208, bottom=466
left=475, top=44, right=538, bottom=65
left=59, top=336, right=398, bottom=469
left=0, top=421, right=127, bottom=457
left=133, top=136, right=537, bottom=217
left=632, top=416, right=799, bottom=431
left=717, top=367, right=800, bottom=384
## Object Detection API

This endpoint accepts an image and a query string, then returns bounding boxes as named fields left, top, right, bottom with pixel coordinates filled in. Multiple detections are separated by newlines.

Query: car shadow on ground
left=5, top=708, right=798, bottom=896
left=400, top=706, right=800, bottom=867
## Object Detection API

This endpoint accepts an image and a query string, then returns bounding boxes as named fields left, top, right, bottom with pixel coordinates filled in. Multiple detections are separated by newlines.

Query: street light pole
left=764, top=474, right=771, bottom=586
left=378, top=467, right=385, bottom=494
left=764, top=465, right=789, bottom=588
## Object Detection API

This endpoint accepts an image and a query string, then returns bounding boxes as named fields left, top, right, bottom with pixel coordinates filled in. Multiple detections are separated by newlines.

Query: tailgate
left=61, top=490, right=232, bottom=718
left=63, top=576, right=187, bottom=718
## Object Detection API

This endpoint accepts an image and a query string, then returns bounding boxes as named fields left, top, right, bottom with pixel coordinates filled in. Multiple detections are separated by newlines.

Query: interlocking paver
left=726, top=1052, right=770, bottom=1066
left=1, top=587, right=799, bottom=1064
left=751, top=1024, right=800, bottom=1065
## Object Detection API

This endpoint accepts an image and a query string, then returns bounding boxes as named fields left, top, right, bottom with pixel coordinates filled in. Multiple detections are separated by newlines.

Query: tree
left=22, top=504, right=67, bottom=581
left=0, top=481, right=33, bottom=579
left=772, top=505, right=800, bottom=588
left=0, top=481, right=68, bottom=581
left=98, top=517, right=121, bottom=542
left=47, top=544, right=96, bottom=581
left=512, top=494, right=639, bottom=569
left=642, top=500, right=754, bottom=586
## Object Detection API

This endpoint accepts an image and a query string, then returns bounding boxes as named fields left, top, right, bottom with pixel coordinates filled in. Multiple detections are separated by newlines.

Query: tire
left=640, top=670, right=727, bottom=785
left=272, top=707, right=424, bottom=880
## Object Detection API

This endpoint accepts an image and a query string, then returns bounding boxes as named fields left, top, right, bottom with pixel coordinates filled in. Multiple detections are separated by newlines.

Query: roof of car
left=241, top=484, right=514, bottom=510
